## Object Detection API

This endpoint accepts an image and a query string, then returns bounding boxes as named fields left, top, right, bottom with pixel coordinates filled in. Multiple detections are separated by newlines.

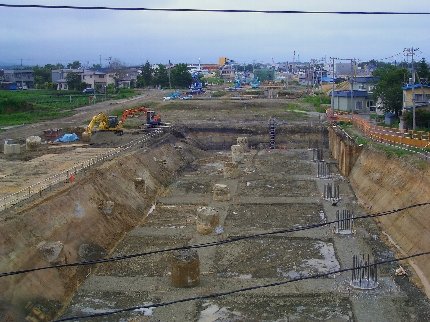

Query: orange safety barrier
left=328, top=111, right=430, bottom=150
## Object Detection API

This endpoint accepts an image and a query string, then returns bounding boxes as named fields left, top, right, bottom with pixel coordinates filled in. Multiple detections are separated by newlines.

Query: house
left=83, top=71, right=116, bottom=91
left=353, top=76, right=378, bottom=92
left=402, top=84, right=430, bottom=110
left=2, top=69, right=34, bottom=89
left=331, top=90, right=371, bottom=112
left=52, top=69, right=116, bottom=91
left=353, top=76, right=378, bottom=110
left=52, top=68, right=81, bottom=90
left=114, top=68, right=139, bottom=89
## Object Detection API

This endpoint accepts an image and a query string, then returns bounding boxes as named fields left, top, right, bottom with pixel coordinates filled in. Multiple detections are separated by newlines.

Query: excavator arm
left=82, top=112, right=118, bottom=141
left=85, top=113, right=109, bottom=135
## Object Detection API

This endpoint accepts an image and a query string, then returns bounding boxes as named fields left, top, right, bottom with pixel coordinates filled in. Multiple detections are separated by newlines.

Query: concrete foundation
left=170, top=249, right=200, bottom=288
left=3, top=141, right=21, bottom=155
left=223, top=161, right=240, bottom=179
left=237, top=137, right=249, bottom=152
left=133, top=177, right=146, bottom=194
left=213, top=183, right=231, bottom=201
left=196, top=206, right=219, bottom=235
left=231, top=144, right=244, bottom=163
left=26, top=136, right=42, bottom=151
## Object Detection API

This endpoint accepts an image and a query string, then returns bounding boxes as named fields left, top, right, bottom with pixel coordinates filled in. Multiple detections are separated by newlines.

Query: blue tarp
left=321, top=76, right=334, bottom=83
left=55, top=133, right=79, bottom=143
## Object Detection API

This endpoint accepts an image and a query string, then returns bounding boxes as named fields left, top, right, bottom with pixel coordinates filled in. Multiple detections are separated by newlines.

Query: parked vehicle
left=82, top=88, right=95, bottom=94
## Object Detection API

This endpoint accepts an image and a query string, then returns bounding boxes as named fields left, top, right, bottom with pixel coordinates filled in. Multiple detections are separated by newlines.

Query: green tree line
left=136, top=62, right=192, bottom=89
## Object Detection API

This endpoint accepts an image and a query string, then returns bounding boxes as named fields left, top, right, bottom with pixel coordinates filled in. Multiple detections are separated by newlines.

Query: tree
left=373, top=65, right=407, bottom=117
left=170, top=63, right=192, bottom=88
left=153, top=64, right=169, bottom=88
left=33, top=65, right=51, bottom=89
left=254, top=68, right=275, bottom=82
left=417, top=58, right=429, bottom=82
left=66, top=72, right=85, bottom=91
left=67, top=61, right=81, bottom=69
left=137, top=61, right=153, bottom=88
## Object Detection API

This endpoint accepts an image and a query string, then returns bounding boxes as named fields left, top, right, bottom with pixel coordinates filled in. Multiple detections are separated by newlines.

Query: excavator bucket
left=81, top=131, right=91, bottom=142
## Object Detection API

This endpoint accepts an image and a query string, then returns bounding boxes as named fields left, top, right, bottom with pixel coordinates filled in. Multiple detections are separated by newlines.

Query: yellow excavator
left=82, top=107, right=164, bottom=141
left=82, top=113, right=123, bottom=141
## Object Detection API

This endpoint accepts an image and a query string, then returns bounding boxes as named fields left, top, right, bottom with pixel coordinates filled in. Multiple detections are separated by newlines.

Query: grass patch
left=302, top=95, right=331, bottom=108
left=354, top=136, right=369, bottom=146
left=285, top=102, right=301, bottom=111
left=0, top=89, right=138, bottom=126
left=211, top=91, right=227, bottom=98
left=378, top=144, right=414, bottom=158
left=315, top=105, right=327, bottom=113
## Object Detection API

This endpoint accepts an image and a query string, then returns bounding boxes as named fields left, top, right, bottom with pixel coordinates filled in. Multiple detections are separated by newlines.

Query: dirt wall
left=187, top=125, right=327, bottom=150
left=0, top=135, right=204, bottom=320
left=328, top=126, right=363, bottom=176
left=349, top=149, right=430, bottom=297
left=329, top=128, right=430, bottom=297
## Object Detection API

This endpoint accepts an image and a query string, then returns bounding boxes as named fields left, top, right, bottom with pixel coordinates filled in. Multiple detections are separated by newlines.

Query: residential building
left=353, top=76, right=378, bottom=93
left=52, top=69, right=81, bottom=90
left=331, top=90, right=371, bottom=112
left=2, top=69, right=34, bottom=88
left=402, top=84, right=430, bottom=110
left=219, top=64, right=235, bottom=80
left=114, top=67, right=139, bottom=88
left=52, top=69, right=116, bottom=91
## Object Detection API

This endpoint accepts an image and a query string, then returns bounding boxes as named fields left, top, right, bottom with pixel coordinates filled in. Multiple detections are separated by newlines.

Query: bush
left=0, top=95, right=34, bottom=114
left=211, top=91, right=226, bottom=98
left=404, top=109, right=430, bottom=130
left=303, top=95, right=331, bottom=107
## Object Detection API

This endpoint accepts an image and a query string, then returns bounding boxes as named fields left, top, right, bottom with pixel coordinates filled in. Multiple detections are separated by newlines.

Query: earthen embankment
left=0, top=134, right=203, bottom=320
left=329, top=127, right=430, bottom=297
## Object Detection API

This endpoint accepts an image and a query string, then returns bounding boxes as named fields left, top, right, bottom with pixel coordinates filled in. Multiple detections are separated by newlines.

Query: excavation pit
left=225, top=203, right=322, bottom=232
left=63, top=290, right=152, bottom=322
left=96, top=235, right=191, bottom=277
left=254, top=152, right=313, bottom=175
left=239, top=178, right=318, bottom=197
left=214, top=237, right=340, bottom=279
left=168, top=177, right=214, bottom=196
left=197, top=295, right=354, bottom=321
left=144, top=204, right=198, bottom=229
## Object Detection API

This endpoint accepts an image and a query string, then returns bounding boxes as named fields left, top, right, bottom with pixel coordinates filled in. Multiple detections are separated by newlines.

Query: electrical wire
left=0, top=4, right=430, bottom=15
left=0, top=202, right=428, bottom=278
left=54, top=250, right=430, bottom=321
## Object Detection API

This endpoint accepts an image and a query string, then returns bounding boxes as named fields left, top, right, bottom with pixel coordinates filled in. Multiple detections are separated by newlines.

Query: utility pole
left=404, top=47, right=419, bottom=130
left=330, top=57, right=335, bottom=110
left=168, top=60, right=172, bottom=90
left=350, top=59, right=355, bottom=113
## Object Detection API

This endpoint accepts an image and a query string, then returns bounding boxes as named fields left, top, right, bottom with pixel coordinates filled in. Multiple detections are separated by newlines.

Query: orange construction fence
left=326, top=109, right=430, bottom=149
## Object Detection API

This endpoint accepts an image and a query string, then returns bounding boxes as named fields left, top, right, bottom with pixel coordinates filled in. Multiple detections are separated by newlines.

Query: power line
left=0, top=4, right=430, bottom=15
left=0, top=202, right=428, bottom=278
left=54, top=250, right=430, bottom=321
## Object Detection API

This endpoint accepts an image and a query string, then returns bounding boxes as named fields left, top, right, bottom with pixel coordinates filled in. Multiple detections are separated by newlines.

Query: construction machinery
left=250, top=77, right=261, bottom=89
left=82, top=107, right=164, bottom=141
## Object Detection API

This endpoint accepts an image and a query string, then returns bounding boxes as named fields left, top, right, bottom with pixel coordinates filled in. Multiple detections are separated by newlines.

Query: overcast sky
left=1, top=0, right=429, bottom=67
